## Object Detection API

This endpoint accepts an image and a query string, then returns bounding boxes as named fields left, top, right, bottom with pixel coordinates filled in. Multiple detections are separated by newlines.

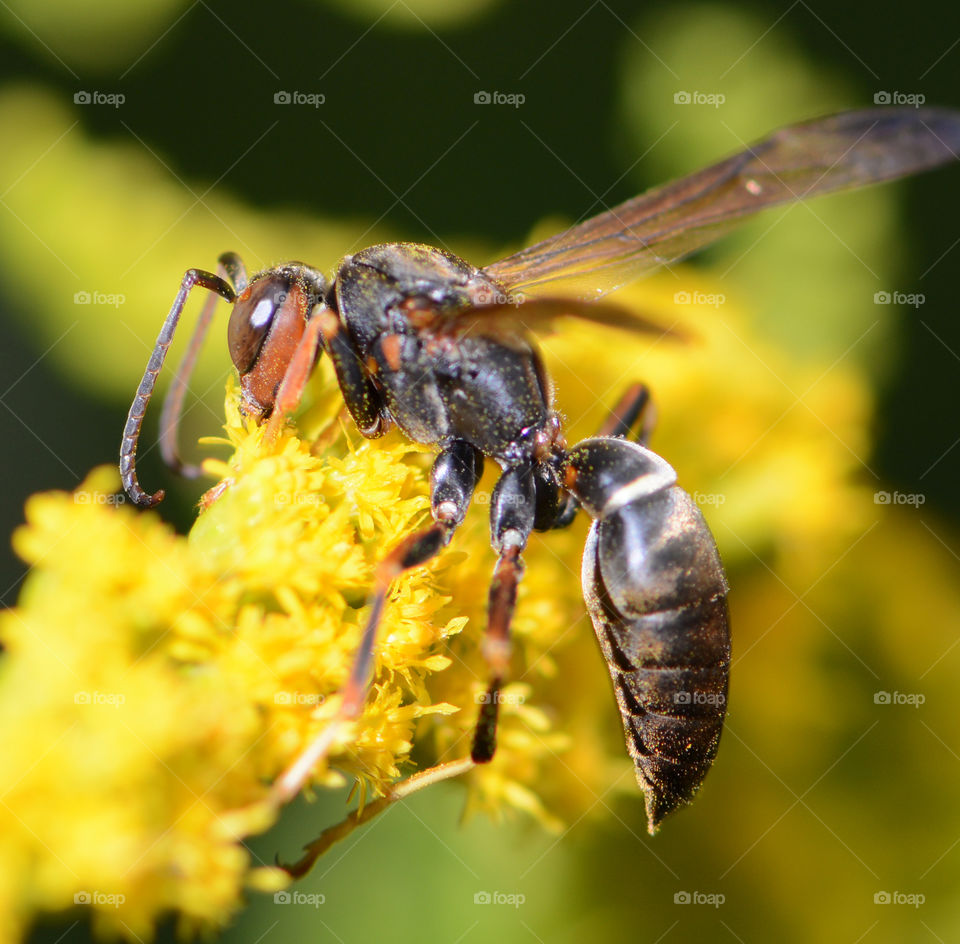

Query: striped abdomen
left=566, top=438, right=730, bottom=832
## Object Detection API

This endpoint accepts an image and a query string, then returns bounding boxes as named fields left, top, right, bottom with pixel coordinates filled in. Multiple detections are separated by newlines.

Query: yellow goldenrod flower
left=0, top=272, right=879, bottom=940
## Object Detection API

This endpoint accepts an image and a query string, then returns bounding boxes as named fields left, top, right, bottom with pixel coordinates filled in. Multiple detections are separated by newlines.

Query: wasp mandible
left=120, top=108, right=960, bottom=834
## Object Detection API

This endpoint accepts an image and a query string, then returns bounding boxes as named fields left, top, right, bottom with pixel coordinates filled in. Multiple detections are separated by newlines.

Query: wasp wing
left=484, top=107, right=960, bottom=300
left=446, top=295, right=688, bottom=341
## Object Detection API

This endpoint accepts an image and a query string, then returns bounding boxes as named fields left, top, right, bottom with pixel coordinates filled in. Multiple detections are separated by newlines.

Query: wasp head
left=227, top=264, right=328, bottom=419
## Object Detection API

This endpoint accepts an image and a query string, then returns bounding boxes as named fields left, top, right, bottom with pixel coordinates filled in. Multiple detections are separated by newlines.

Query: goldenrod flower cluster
left=0, top=276, right=875, bottom=940
left=0, top=370, right=570, bottom=941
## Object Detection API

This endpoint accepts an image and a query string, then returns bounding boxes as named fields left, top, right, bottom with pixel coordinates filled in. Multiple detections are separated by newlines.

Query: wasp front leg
left=262, top=299, right=389, bottom=444
left=271, top=439, right=483, bottom=804
left=317, top=307, right=390, bottom=438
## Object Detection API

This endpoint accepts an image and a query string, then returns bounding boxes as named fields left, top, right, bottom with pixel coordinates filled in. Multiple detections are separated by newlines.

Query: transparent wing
left=484, top=107, right=960, bottom=300
left=439, top=296, right=689, bottom=342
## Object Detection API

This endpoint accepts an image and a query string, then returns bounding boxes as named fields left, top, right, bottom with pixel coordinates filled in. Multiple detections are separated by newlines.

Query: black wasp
left=121, top=108, right=960, bottom=836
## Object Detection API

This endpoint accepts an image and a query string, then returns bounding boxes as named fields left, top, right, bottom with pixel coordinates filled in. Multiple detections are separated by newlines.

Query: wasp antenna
left=159, top=258, right=244, bottom=478
left=219, top=251, right=248, bottom=294
left=120, top=268, right=236, bottom=507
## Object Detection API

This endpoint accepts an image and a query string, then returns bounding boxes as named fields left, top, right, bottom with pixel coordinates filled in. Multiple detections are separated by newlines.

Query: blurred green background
left=3, top=0, right=960, bottom=942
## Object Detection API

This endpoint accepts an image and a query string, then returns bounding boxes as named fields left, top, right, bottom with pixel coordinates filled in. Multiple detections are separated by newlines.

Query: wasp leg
left=121, top=266, right=237, bottom=507
left=471, top=463, right=537, bottom=763
left=596, top=381, right=656, bottom=443
left=542, top=482, right=579, bottom=531
left=318, top=310, right=389, bottom=438
left=540, top=383, right=658, bottom=533
left=271, top=440, right=483, bottom=805
left=279, top=756, right=477, bottom=878
left=263, top=310, right=326, bottom=444
left=159, top=253, right=246, bottom=478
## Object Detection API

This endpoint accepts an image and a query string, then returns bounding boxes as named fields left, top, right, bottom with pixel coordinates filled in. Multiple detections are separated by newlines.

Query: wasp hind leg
left=596, top=381, right=656, bottom=444
left=534, top=382, right=657, bottom=534
left=279, top=755, right=477, bottom=877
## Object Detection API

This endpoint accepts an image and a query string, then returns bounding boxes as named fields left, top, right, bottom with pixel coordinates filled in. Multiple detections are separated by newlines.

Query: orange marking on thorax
left=400, top=297, right=440, bottom=329
left=380, top=334, right=403, bottom=371
left=315, top=308, right=340, bottom=338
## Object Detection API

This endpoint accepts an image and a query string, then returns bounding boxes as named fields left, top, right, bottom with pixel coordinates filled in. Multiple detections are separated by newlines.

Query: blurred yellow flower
left=0, top=366, right=570, bottom=940
left=0, top=268, right=882, bottom=941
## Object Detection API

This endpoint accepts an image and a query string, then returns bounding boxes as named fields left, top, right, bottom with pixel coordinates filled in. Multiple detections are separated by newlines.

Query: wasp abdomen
left=569, top=438, right=730, bottom=833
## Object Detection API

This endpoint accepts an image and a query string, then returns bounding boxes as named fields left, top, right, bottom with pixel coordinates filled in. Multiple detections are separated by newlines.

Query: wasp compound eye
left=227, top=275, right=296, bottom=374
